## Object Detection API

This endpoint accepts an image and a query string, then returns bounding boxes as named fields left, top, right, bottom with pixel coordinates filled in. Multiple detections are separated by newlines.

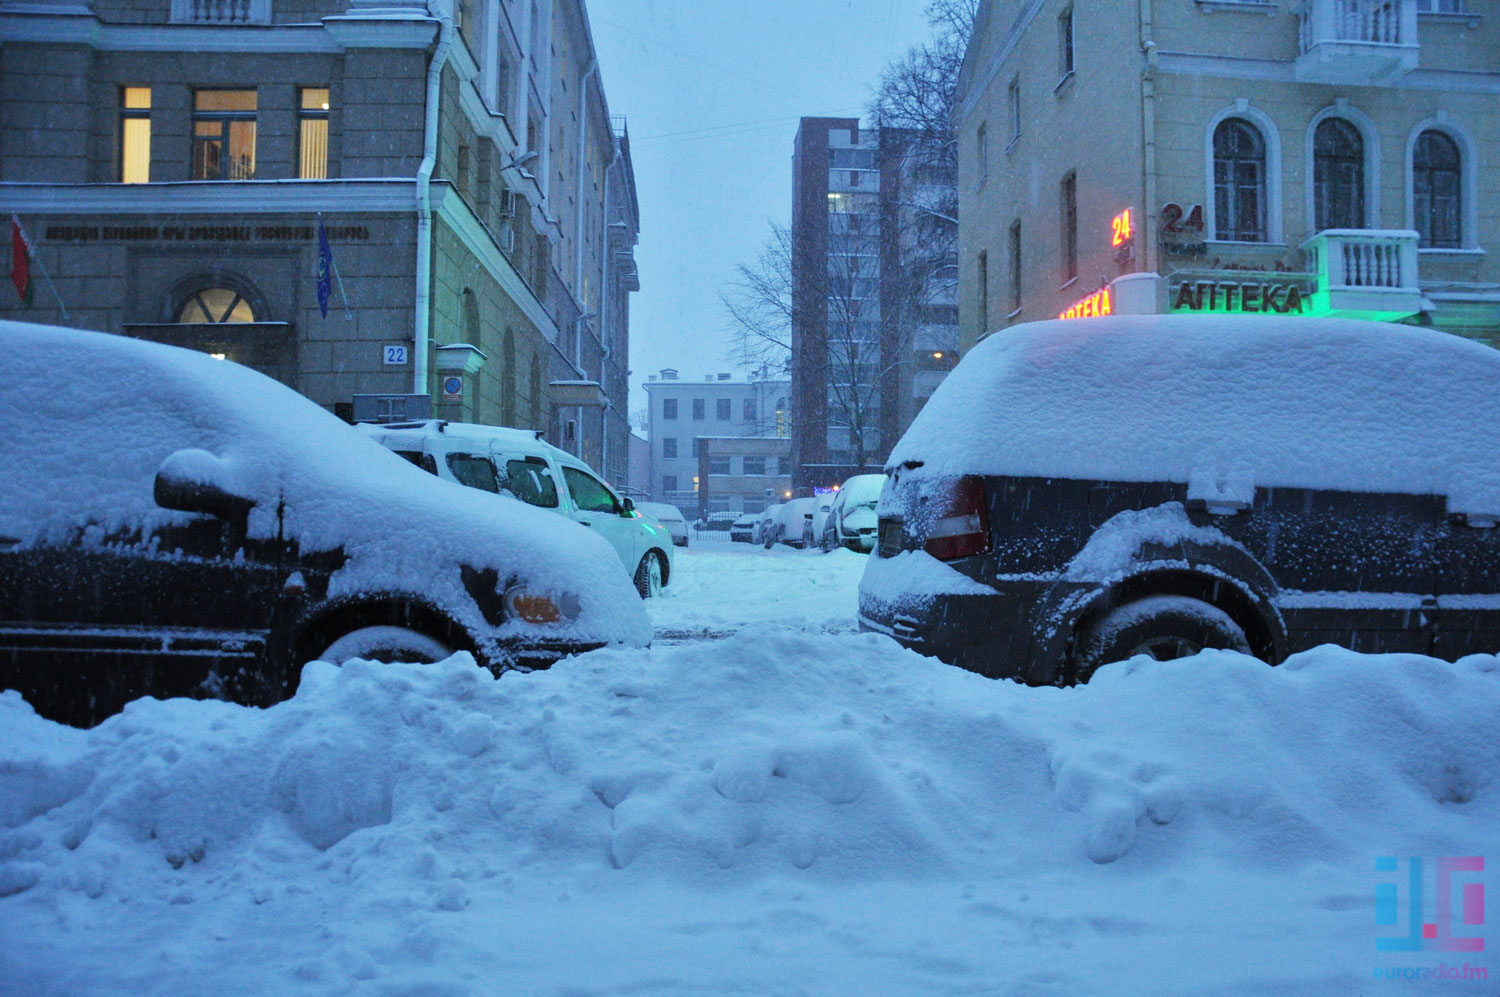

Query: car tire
left=763, top=525, right=780, bottom=550
left=1071, top=595, right=1251, bottom=683
left=634, top=552, right=664, bottom=599
left=318, top=626, right=454, bottom=666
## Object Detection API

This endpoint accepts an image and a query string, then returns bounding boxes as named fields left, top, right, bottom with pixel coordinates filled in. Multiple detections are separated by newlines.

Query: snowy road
left=2, top=542, right=1498, bottom=995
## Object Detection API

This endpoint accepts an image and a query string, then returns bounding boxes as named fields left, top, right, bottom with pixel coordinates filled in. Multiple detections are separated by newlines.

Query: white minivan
left=359, top=420, right=675, bottom=597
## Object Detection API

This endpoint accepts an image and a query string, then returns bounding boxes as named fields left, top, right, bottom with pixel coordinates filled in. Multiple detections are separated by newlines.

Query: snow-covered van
left=0, top=323, right=651, bottom=726
left=821, top=474, right=883, bottom=552
left=357, top=421, right=674, bottom=597
left=860, top=315, right=1500, bottom=684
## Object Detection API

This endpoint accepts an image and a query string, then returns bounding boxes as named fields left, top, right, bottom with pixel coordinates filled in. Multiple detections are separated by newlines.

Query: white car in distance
left=635, top=501, right=689, bottom=547
left=360, top=420, right=675, bottom=598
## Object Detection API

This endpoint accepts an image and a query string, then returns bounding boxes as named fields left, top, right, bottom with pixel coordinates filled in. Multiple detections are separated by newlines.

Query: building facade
left=641, top=368, right=790, bottom=514
left=790, top=117, right=959, bottom=493
left=955, top=0, right=1499, bottom=349
left=0, top=0, right=640, bottom=486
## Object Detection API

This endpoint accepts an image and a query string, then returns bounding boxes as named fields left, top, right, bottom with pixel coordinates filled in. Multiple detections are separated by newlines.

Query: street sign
left=383, top=344, right=409, bottom=365
left=442, top=376, right=463, bottom=401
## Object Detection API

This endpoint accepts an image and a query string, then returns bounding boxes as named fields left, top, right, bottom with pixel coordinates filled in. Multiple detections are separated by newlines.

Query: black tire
left=633, top=552, right=664, bottom=598
left=318, top=626, right=454, bottom=665
left=1071, top=595, right=1250, bottom=683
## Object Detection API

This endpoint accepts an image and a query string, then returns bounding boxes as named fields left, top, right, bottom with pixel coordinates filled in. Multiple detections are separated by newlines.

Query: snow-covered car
left=0, top=322, right=651, bottom=727
left=697, top=511, right=738, bottom=533
left=860, top=315, right=1500, bottom=685
left=821, top=474, right=883, bottom=551
left=809, top=494, right=835, bottom=548
left=763, top=497, right=818, bottom=548
left=752, top=504, right=783, bottom=546
left=635, top=502, right=689, bottom=547
left=359, top=421, right=674, bottom=598
left=729, top=512, right=759, bottom=543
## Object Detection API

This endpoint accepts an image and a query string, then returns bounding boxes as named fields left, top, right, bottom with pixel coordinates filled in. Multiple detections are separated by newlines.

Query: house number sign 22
left=383, top=345, right=410, bottom=365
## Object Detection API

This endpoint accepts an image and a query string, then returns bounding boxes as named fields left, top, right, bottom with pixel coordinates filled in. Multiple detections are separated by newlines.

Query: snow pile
left=889, top=315, right=1500, bottom=514
left=0, top=322, right=649, bottom=650
left=2, top=637, right=1497, bottom=993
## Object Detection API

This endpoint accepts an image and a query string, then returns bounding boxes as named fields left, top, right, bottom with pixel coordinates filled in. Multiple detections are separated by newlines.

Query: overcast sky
left=586, top=0, right=935, bottom=422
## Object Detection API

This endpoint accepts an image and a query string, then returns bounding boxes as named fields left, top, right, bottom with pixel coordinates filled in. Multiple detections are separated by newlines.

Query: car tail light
left=923, top=476, right=990, bottom=561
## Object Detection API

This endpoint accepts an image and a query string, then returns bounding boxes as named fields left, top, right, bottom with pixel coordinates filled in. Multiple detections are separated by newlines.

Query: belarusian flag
left=10, top=214, right=32, bottom=307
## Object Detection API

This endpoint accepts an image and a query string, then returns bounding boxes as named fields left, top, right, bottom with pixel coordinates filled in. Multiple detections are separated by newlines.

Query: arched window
left=1413, top=130, right=1461, bottom=249
left=1213, top=119, right=1266, bottom=242
left=501, top=327, right=517, bottom=425
left=177, top=287, right=255, bottom=323
left=529, top=354, right=542, bottom=428
left=1313, top=117, right=1364, bottom=231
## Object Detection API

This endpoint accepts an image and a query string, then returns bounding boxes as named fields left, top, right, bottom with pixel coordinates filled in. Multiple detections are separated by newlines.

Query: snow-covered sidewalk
left=3, top=626, right=1497, bottom=995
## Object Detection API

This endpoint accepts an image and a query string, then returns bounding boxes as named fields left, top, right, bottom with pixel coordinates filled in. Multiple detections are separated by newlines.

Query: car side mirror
left=620, top=496, right=635, bottom=517
left=154, top=449, right=256, bottom=520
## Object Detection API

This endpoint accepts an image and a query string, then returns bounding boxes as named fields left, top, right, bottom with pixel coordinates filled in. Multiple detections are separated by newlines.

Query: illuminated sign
left=1059, top=287, right=1112, bottom=320
left=1110, top=208, right=1134, bottom=248
left=1170, top=279, right=1306, bottom=314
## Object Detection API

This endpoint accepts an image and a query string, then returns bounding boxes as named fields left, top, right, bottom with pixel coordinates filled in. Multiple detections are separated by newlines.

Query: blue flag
left=316, top=219, right=332, bottom=319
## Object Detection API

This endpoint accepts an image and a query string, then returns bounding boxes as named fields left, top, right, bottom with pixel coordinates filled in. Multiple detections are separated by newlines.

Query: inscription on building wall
left=42, top=224, right=372, bottom=243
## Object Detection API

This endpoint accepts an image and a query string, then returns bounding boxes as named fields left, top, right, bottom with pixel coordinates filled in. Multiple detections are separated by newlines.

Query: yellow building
left=955, top=0, right=1499, bottom=348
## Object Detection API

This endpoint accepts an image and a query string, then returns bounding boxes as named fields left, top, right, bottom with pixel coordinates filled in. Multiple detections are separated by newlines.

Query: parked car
left=764, top=497, right=818, bottom=548
left=0, top=322, right=651, bottom=727
left=809, top=495, right=835, bottom=548
left=697, top=511, right=738, bottom=533
left=360, top=420, right=674, bottom=598
left=636, top=501, right=689, bottom=547
left=752, top=504, right=783, bottom=545
left=729, top=512, right=759, bottom=543
left=821, top=474, right=883, bottom=551
left=859, top=315, right=1500, bottom=685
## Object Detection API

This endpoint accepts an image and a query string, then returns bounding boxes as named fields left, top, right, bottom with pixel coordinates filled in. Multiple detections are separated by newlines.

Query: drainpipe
left=573, top=58, right=598, bottom=467
left=414, top=0, right=455, bottom=396
left=1139, top=0, right=1159, bottom=278
left=599, top=141, right=621, bottom=480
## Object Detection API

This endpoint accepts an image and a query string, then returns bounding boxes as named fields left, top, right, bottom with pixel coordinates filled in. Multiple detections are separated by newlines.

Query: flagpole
left=11, top=214, right=69, bottom=322
left=331, top=254, right=354, bottom=322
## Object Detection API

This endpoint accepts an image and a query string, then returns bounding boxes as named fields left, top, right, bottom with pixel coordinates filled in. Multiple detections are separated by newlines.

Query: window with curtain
left=298, top=87, right=329, bottom=179
left=192, top=90, right=257, bottom=181
left=1413, top=130, right=1461, bottom=249
left=1213, top=118, right=1267, bottom=242
left=120, top=87, right=151, bottom=184
left=1314, top=118, right=1364, bottom=231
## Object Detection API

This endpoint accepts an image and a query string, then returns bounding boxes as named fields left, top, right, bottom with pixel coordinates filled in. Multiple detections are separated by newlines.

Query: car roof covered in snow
left=888, top=315, right=1500, bottom=513
left=635, top=502, right=685, bottom=523
left=358, top=420, right=557, bottom=457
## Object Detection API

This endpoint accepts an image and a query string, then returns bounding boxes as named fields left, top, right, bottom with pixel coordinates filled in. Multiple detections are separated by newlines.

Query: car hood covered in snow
left=0, top=322, right=651, bottom=651
left=887, top=315, right=1500, bottom=514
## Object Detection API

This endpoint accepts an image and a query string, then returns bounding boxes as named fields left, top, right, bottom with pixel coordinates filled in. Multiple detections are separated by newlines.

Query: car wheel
left=1071, top=595, right=1251, bottom=683
left=318, top=626, right=454, bottom=665
left=763, top=525, right=780, bottom=550
left=634, top=552, right=664, bottom=599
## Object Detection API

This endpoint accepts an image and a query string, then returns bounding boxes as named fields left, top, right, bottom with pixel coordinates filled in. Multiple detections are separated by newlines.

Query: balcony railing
left=170, top=0, right=271, bottom=24
left=1294, top=0, right=1418, bottom=83
left=1300, top=229, right=1422, bottom=320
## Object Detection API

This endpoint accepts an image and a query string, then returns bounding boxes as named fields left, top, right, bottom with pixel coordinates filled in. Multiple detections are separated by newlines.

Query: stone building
left=789, top=117, right=959, bottom=493
left=0, top=0, right=639, bottom=485
left=641, top=367, right=790, bottom=513
left=954, top=0, right=1498, bottom=348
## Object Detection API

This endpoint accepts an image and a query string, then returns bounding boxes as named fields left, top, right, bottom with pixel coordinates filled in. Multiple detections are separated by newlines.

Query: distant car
left=753, top=504, right=783, bottom=545
left=360, top=421, right=674, bottom=598
left=729, top=512, right=759, bottom=543
left=765, top=497, right=818, bottom=548
left=636, top=501, right=689, bottom=547
left=821, top=474, right=883, bottom=552
left=860, top=315, right=1500, bottom=686
left=0, top=322, right=650, bottom=728
left=698, top=511, right=738, bottom=533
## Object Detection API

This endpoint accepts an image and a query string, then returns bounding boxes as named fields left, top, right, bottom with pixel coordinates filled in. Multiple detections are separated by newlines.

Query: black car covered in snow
left=0, top=322, right=651, bottom=726
left=859, top=315, right=1500, bottom=683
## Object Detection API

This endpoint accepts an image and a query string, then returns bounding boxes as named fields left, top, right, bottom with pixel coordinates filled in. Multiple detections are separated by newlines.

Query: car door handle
left=578, top=519, right=592, bottom=527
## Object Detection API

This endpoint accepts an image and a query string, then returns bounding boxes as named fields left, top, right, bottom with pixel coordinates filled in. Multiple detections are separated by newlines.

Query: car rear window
left=503, top=456, right=559, bottom=508
left=446, top=453, right=499, bottom=493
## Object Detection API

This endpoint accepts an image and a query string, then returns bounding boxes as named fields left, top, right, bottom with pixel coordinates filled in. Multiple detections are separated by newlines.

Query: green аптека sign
left=1171, top=279, right=1307, bottom=314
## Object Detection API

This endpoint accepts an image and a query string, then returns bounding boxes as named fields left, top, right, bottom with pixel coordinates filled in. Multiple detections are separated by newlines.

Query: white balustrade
left=170, top=0, right=271, bottom=24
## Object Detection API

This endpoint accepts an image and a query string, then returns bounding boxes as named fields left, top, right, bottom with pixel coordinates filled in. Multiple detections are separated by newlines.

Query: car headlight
left=503, top=584, right=582, bottom=624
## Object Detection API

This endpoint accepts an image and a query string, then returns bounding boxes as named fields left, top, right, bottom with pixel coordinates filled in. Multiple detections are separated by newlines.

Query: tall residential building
left=790, top=117, right=959, bottom=493
left=0, top=0, right=640, bottom=486
left=954, top=0, right=1498, bottom=349
left=641, top=368, right=791, bottom=515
